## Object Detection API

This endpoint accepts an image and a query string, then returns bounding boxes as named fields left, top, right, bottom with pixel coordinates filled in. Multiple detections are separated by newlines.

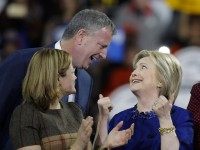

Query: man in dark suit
left=0, top=9, right=116, bottom=149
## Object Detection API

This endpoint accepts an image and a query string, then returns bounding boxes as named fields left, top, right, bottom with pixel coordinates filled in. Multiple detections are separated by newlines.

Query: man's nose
left=100, top=48, right=107, bottom=59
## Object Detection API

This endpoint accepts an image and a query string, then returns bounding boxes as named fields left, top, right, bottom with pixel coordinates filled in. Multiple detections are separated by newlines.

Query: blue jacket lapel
left=75, top=69, right=93, bottom=115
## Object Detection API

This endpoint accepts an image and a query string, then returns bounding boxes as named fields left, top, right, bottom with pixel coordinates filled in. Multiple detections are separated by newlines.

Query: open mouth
left=90, top=55, right=99, bottom=62
left=132, top=79, right=142, bottom=84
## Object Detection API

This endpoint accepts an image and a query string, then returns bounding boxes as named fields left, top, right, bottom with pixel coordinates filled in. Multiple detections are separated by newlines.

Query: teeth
left=132, top=79, right=141, bottom=83
left=91, top=56, right=97, bottom=61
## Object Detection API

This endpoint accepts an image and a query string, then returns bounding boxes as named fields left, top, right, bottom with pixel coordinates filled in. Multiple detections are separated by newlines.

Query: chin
left=130, top=87, right=139, bottom=93
left=70, top=89, right=76, bottom=94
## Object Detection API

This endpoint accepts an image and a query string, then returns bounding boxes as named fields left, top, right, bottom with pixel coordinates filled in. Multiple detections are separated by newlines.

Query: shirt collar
left=55, top=40, right=62, bottom=50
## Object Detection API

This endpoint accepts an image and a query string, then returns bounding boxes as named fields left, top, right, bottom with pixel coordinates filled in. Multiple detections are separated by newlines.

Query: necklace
left=132, top=104, right=157, bottom=119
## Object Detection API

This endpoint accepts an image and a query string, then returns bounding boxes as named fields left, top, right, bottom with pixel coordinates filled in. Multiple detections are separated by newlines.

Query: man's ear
left=75, top=29, right=87, bottom=45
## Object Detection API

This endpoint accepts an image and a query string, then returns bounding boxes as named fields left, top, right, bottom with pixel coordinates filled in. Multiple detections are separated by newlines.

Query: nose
left=74, top=74, right=77, bottom=80
left=131, top=68, right=139, bottom=77
left=100, top=48, right=107, bottom=59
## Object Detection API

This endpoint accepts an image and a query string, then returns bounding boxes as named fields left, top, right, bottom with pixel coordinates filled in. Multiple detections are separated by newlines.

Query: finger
left=169, top=93, right=175, bottom=104
left=108, top=105, right=113, bottom=112
left=103, top=104, right=113, bottom=112
left=83, top=116, right=93, bottom=127
left=113, top=121, right=123, bottom=131
left=86, top=116, right=93, bottom=126
left=85, top=126, right=93, bottom=136
left=159, top=95, right=173, bottom=110
left=125, top=129, right=132, bottom=140
left=130, top=123, right=134, bottom=135
left=159, top=95, right=168, bottom=103
left=99, top=94, right=103, bottom=99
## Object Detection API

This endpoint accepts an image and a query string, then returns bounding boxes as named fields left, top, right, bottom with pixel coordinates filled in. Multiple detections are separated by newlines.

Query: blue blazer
left=0, top=47, right=93, bottom=149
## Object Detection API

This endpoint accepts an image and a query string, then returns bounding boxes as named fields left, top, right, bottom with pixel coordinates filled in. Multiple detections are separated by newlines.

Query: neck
left=49, top=100, right=61, bottom=109
left=135, top=92, right=159, bottom=112
left=60, top=39, right=73, bottom=53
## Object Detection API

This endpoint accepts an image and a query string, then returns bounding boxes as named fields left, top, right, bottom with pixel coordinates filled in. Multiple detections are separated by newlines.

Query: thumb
left=113, top=121, right=123, bottom=131
left=99, top=94, right=103, bottom=99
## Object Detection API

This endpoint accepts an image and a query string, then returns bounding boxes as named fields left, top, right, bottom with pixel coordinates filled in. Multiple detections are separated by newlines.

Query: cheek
left=147, top=75, right=157, bottom=87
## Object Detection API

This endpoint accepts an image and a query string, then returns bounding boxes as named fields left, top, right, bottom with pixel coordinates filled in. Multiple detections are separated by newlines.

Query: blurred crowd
left=0, top=0, right=200, bottom=118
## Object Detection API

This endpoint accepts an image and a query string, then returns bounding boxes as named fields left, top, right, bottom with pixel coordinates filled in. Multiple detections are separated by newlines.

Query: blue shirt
left=109, top=105, right=193, bottom=150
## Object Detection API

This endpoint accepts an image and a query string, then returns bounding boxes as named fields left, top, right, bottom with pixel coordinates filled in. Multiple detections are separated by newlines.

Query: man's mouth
left=90, top=55, right=99, bottom=61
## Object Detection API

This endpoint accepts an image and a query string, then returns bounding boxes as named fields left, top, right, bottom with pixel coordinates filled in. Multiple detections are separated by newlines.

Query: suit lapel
left=75, top=69, right=93, bottom=115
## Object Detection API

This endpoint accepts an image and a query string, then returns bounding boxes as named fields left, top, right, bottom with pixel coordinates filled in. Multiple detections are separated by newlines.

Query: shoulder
left=172, top=105, right=191, bottom=116
left=65, top=102, right=83, bottom=112
left=0, top=47, right=41, bottom=73
left=62, top=102, right=83, bottom=119
left=110, top=107, right=134, bottom=124
left=10, top=102, right=40, bottom=133
left=1, top=47, right=40, bottom=63
left=11, top=102, right=39, bottom=120
left=171, top=105, right=193, bottom=123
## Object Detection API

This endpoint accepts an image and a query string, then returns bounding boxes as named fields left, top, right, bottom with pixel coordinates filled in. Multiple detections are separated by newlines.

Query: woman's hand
left=152, top=95, right=175, bottom=127
left=102, top=121, right=134, bottom=149
left=152, top=95, right=174, bottom=120
left=97, top=94, right=113, bottom=117
left=71, top=116, right=93, bottom=150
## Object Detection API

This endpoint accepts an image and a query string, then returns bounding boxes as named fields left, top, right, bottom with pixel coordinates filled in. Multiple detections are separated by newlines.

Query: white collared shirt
left=55, top=41, right=75, bottom=102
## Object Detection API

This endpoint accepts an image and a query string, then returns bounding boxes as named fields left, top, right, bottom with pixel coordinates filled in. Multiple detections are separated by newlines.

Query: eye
left=141, top=65, right=147, bottom=69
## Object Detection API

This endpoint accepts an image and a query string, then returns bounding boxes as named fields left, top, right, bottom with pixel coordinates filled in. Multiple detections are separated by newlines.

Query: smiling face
left=58, top=64, right=77, bottom=95
left=129, top=56, right=160, bottom=96
left=72, top=27, right=113, bottom=68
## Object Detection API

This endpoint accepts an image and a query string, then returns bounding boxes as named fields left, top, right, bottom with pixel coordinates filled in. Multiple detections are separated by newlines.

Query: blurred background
left=0, top=0, right=200, bottom=118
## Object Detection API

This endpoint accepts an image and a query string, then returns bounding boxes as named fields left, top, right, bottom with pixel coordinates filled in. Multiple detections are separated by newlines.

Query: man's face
left=72, top=27, right=113, bottom=68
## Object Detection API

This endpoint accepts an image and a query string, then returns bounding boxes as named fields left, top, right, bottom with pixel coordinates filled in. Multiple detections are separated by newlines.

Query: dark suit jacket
left=0, top=47, right=93, bottom=149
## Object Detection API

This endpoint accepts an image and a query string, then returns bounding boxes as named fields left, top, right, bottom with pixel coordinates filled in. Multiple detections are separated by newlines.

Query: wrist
left=101, top=143, right=111, bottom=150
left=158, top=126, right=176, bottom=135
left=159, top=117, right=173, bottom=127
left=71, top=139, right=85, bottom=150
left=101, top=138, right=111, bottom=150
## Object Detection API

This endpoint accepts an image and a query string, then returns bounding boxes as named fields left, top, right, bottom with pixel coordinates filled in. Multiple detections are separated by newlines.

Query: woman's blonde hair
left=22, top=48, right=71, bottom=110
left=133, top=50, right=182, bottom=102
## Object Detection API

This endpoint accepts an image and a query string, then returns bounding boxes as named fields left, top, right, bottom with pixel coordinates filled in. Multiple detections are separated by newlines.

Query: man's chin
left=66, top=90, right=76, bottom=95
left=82, top=64, right=89, bottom=69
left=71, top=90, right=76, bottom=94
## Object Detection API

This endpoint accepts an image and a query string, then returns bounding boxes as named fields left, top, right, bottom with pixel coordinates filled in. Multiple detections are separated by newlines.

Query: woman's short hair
left=22, top=48, right=72, bottom=110
left=133, top=50, right=182, bottom=101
